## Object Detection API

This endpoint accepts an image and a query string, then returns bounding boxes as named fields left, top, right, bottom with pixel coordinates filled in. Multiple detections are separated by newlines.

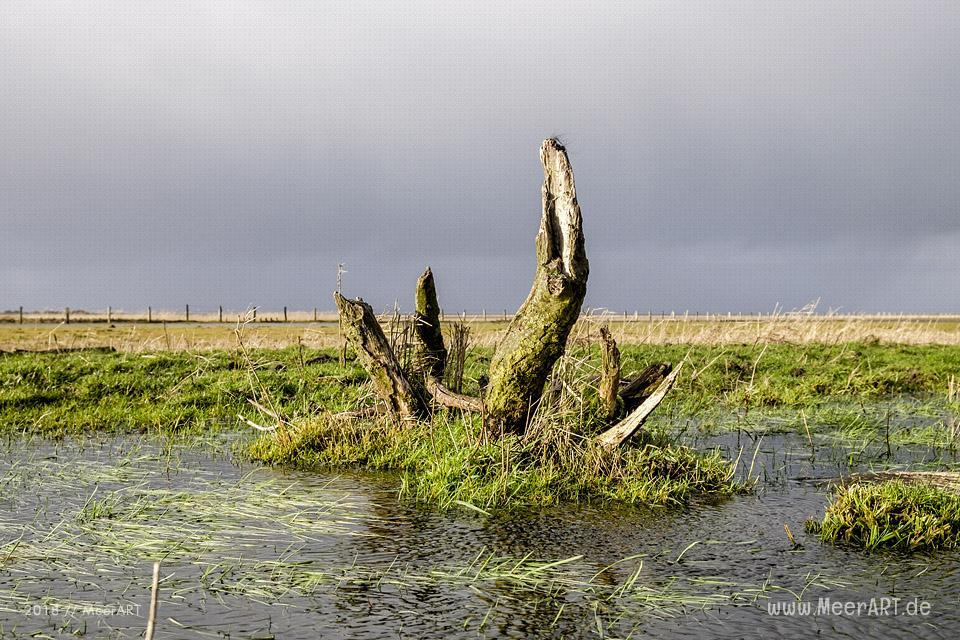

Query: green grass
left=3, top=342, right=957, bottom=437
left=637, top=342, right=960, bottom=413
left=806, top=480, right=960, bottom=551
left=247, top=412, right=743, bottom=509
left=629, top=342, right=960, bottom=447
left=0, top=347, right=368, bottom=436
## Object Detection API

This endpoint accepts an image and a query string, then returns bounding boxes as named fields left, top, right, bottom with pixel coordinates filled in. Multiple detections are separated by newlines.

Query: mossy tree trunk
left=334, top=292, right=429, bottom=422
left=483, top=139, right=589, bottom=436
left=413, top=267, right=447, bottom=379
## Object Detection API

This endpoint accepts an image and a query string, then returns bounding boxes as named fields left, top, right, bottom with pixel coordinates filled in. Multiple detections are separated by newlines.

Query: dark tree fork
left=335, top=139, right=676, bottom=448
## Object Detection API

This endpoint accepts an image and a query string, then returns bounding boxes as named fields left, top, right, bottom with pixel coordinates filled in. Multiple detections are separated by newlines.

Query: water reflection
left=0, top=432, right=958, bottom=638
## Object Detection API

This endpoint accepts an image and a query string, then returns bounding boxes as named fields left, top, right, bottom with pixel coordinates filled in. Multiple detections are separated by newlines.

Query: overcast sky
left=2, top=1, right=958, bottom=314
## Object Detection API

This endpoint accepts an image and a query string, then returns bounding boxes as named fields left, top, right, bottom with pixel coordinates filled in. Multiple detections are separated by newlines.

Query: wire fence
left=3, top=305, right=959, bottom=325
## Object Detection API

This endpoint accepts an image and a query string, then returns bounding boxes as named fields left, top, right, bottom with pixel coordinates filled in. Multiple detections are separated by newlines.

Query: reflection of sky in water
left=0, top=433, right=958, bottom=639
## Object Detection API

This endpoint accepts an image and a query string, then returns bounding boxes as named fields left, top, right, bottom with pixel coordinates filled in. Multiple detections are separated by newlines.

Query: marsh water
left=1, top=430, right=959, bottom=639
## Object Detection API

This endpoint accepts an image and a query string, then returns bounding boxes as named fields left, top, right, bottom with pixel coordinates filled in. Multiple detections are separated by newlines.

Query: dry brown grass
left=0, top=322, right=341, bottom=352
left=603, top=314, right=960, bottom=347
left=1, top=310, right=958, bottom=352
left=473, top=312, right=960, bottom=349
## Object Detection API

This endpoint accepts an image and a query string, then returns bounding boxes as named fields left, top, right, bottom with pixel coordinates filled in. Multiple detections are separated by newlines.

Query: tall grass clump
left=247, top=413, right=742, bottom=510
left=806, top=480, right=960, bottom=551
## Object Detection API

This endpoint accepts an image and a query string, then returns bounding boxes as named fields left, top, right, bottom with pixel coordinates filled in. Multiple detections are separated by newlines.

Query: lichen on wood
left=484, top=139, right=589, bottom=436
left=334, top=292, right=429, bottom=422
left=413, top=267, right=447, bottom=380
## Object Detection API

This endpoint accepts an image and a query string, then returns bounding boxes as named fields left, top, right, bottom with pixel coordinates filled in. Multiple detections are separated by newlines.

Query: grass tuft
left=246, top=413, right=743, bottom=509
left=806, top=480, right=960, bottom=551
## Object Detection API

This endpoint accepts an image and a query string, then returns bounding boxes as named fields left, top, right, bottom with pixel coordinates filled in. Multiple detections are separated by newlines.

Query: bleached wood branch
left=593, top=362, right=683, bottom=450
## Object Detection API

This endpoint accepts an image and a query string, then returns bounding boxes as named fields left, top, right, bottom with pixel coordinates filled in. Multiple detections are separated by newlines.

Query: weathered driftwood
left=594, top=363, right=683, bottom=451
left=484, top=139, right=589, bottom=436
left=620, top=362, right=672, bottom=413
left=145, top=561, right=160, bottom=640
left=413, top=267, right=447, bottom=379
left=425, top=377, right=484, bottom=413
left=334, top=293, right=429, bottom=422
left=598, top=326, right=621, bottom=422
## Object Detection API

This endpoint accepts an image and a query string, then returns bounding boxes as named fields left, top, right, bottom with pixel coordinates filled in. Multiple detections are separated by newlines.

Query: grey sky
left=3, top=1, right=958, bottom=314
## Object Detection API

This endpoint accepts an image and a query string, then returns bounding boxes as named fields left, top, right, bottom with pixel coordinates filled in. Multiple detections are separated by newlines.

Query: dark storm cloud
left=2, top=1, right=958, bottom=313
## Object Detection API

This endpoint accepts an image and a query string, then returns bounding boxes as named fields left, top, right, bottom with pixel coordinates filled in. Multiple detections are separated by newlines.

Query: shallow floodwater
left=0, top=432, right=959, bottom=639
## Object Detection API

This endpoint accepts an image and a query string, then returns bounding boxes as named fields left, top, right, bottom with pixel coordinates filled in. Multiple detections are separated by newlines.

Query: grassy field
left=3, top=321, right=960, bottom=536
left=3, top=335, right=960, bottom=508
left=3, top=340, right=958, bottom=437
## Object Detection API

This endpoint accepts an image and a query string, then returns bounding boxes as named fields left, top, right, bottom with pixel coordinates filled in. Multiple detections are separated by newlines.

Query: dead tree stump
left=334, top=293, right=429, bottom=422
left=414, top=267, right=447, bottom=379
left=332, top=138, right=679, bottom=447
left=598, top=326, right=621, bottom=422
left=483, top=139, right=589, bottom=436
left=620, top=362, right=672, bottom=413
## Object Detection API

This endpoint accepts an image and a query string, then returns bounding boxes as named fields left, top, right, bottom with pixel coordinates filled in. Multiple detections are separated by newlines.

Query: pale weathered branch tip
left=594, top=362, right=684, bottom=451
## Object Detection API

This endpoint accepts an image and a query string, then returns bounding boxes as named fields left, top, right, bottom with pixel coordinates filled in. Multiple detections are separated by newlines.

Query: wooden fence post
left=65, top=307, right=70, bottom=324
left=18, top=306, right=23, bottom=324
left=185, top=304, right=190, bottom=322
left=218, top=305, right=223, bottom=323
left=284, top=306, right=288, bottom=322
